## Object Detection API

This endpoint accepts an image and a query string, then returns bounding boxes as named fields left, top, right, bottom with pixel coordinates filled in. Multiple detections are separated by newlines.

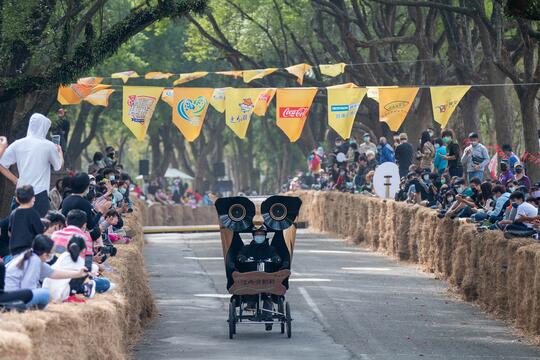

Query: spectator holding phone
left=0, top=113, right=64, bottom=216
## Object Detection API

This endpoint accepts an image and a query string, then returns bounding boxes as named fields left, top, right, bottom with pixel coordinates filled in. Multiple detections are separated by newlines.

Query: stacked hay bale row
left=292, top=191, right=540, bottom=338
left=0, top=202, right=156, bottom=360
left=142, top=204, right=216, bottom=226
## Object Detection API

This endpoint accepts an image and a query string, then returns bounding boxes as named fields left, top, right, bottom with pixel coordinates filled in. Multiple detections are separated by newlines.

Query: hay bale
left=288, top=190, right=540, bottom=338
left=0, top=204, right=156, bottom=359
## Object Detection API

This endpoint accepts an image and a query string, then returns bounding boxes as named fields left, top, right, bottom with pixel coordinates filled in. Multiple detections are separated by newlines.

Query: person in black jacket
left=395, top=133, right=415, bottom=178
left=60, top=173, right=111, bottom=241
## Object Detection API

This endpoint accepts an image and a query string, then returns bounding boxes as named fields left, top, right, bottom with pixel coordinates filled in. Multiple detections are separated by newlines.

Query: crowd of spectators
left=0, top=113, right=136, bottom=310
left=138, top=178, right=214, bottom=208
left=291, top=127, right=540, bottom=240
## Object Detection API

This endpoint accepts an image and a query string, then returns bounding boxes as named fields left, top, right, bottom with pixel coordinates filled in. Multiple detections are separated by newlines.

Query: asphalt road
left=134, top=230, right=540, bottom=360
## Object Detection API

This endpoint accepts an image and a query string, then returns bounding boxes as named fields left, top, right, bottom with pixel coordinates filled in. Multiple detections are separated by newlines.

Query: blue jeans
left=467, top=170, right=484, bottom=182
left=27, top=288, right=50, bottom=309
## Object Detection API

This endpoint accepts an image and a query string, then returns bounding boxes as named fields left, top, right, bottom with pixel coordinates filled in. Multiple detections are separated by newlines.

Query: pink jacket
left=51, top=226, right=93, bottom=256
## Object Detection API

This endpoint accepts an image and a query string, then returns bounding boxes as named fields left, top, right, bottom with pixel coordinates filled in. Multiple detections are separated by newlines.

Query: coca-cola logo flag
left=276, top=88, right=318, bottom=142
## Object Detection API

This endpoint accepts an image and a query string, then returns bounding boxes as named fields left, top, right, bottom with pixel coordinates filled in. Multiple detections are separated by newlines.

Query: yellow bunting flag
left=161, top=89, right=174, bottom=107
left=366, top=86, right=398, bottom=102
left=172, top=88, right=214, bottom=142
left=319, top=63, right=347, bottom=77
left=111, top=71, right=139, bottom=83
left=276, top=88, right=318, bottom=142
left=430, top=85, right=471, bottom=127
left=253, top=88, right=276, bottom=116
left=145, top=72, right=174, bottom=80
left=285, top=63, right=312, bottom=85
left=84, top=89, right=115, bottom=107
left=122, top=86, right=163, bottom=141
left=173, top=71, right=208, bottom=85
left=243, top=68, right=278, bottom=83
left=378, top=87, right=419, bottom=131
left=225, top=88, right=266, bottom=138
left=209, top=87, right=230, bottom=113
left=328, top=83, right=357, bottom=89
left=216, top=70, right=243, bottom=78
left=327, top=87, right=367, bottom=139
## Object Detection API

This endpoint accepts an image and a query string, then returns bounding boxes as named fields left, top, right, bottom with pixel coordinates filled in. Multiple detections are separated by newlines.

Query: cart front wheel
left=285, top=302, right=292, bottom=338
left=228, top=302, right=236, bottom=339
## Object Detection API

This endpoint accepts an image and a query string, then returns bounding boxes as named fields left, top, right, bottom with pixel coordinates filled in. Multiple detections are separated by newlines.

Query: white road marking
left=289, top=278, right=332, bottom=282
left=184, top=257, right=223, bottom=260
left=296, top=250, right=358, bottom=254
left=193, top=294, right=231, bottom=299
left=299, top=286, right=330, bottom=329
left=341, top=267, right=392, bottom=272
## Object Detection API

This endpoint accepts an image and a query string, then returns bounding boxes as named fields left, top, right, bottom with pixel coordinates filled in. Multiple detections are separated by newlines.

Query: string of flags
left=57, top=74, right=472, bottom=142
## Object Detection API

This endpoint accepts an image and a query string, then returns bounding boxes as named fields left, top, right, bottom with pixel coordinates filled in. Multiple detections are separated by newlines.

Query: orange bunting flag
left=84, top=89, right=115, bottom=107
left=216, top=70, right=243, bottom=78
left=209, top=87, right=230, bottom=113
left=243, top=68, right=278, bottom=83
left=319, top=63, right=347, bottom=77
left=172, top=88, right=214, bottom=141
left=430, top=85, right=471, bottom=127
left=145, top=72, right=174, bottom=80
left=111, top=71, right=139, bottom=83
left=57, top=78, right=105, bottom=105
left=225, top=88, right=267, bottom=138
left=173, top=72, right=208, bottom=85
left=378, top=87, right=419, bottom=131
left=327, top=83, right=357, bottom=89
left=122, top=86, right=164, bottom=141
left=161, top=89, right=174, bottom=107
left=276, top=88, right=318, bottom=142
left=285, top=63, right=312, bottom=85
left=253, top=88, right=276, bottom=116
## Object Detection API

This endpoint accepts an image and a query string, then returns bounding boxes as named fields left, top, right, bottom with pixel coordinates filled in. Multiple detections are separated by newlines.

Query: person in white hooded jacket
left=0, top=113, right=64, bottom=216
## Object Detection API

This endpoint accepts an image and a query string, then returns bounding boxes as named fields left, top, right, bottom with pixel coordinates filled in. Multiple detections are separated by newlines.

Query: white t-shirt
left=516, top=202, right=538, bottom=228
left=0, top=114, right=62, bottom=194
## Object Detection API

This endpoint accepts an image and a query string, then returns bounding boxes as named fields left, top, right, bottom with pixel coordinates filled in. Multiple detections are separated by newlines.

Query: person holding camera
left=0, top=113, right=64, bottom=217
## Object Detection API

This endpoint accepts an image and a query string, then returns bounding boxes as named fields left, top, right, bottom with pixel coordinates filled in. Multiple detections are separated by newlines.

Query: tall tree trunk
left=518, top=88, right=540, bottom=180
left=452, top=91, right=481, bottom=141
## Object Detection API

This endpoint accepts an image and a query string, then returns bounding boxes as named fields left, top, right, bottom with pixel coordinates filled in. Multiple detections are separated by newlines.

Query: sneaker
left=108, top=282, right=117, bottom=291
left=83, top=280, right=96, bottom=298
left=265, top=323, right=273, bottom=331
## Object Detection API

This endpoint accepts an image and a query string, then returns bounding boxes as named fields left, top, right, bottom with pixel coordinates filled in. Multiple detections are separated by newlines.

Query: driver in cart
left=235, top=225, right=288, bottom=329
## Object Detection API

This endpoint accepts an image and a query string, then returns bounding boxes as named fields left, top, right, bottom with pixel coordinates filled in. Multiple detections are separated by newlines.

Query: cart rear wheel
left=285, top=302, right=292, bottom=338
left=228, top=302, right=236, bottom=339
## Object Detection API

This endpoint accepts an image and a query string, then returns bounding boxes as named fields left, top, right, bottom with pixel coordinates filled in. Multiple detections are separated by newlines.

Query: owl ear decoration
left=261, top=195, right=302, bottom=231
left=215, top=197, right=256, bottom=232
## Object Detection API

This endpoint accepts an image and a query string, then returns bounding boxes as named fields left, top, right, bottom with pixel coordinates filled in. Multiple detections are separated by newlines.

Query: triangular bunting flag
left=243, top=68, right=278, bottom=83
left=285, top=63, right=312, bottom=85
left=172, top=88, right=214, bottom=141
left=225, top=88, right=266, bottom=138
left=319, top=63, right=347, bottom=77
left=122, top=86, right=164, bottom=141
left=378, top=87, right=419, bottom=131
left=327, top=87, right=367, bottom=139
left=111, top=71, right=139, bottom=83
left=161, top=89, right=174, bottom=107
left=84, top=89, right=115, bottom=107
left=253, top=88, right=276, bottom=116
left=145, top=72, right=174, bottom=80
left=430, top=85, right=471, bottom=127
left=276, top=88, right=318, bottom=142
left=209, top=87, right=230, bottom=113
left=216, top=70, right=243, bottom=78
left=366, top=86, right=398, bottom=102
left=173, top=71, right=208, bottom=85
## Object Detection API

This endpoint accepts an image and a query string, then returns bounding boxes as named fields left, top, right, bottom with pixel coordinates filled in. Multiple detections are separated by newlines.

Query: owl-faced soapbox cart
left=214, top=195, right=302, bottom=339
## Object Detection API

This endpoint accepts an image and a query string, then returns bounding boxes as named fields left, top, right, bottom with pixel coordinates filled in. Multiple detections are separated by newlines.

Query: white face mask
left=254, top=235, right=266, bottom=244
left=533, top=190, right=540, bottom=198
left=456, top=187, right=464, bottom=194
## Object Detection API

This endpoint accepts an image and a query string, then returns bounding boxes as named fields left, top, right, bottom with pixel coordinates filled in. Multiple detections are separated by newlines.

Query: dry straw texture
left=292, top=191, right=540, bottom=338
left=0, top=202, right=156, bottom=360
left=142, top=204, right=215, bottom=226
